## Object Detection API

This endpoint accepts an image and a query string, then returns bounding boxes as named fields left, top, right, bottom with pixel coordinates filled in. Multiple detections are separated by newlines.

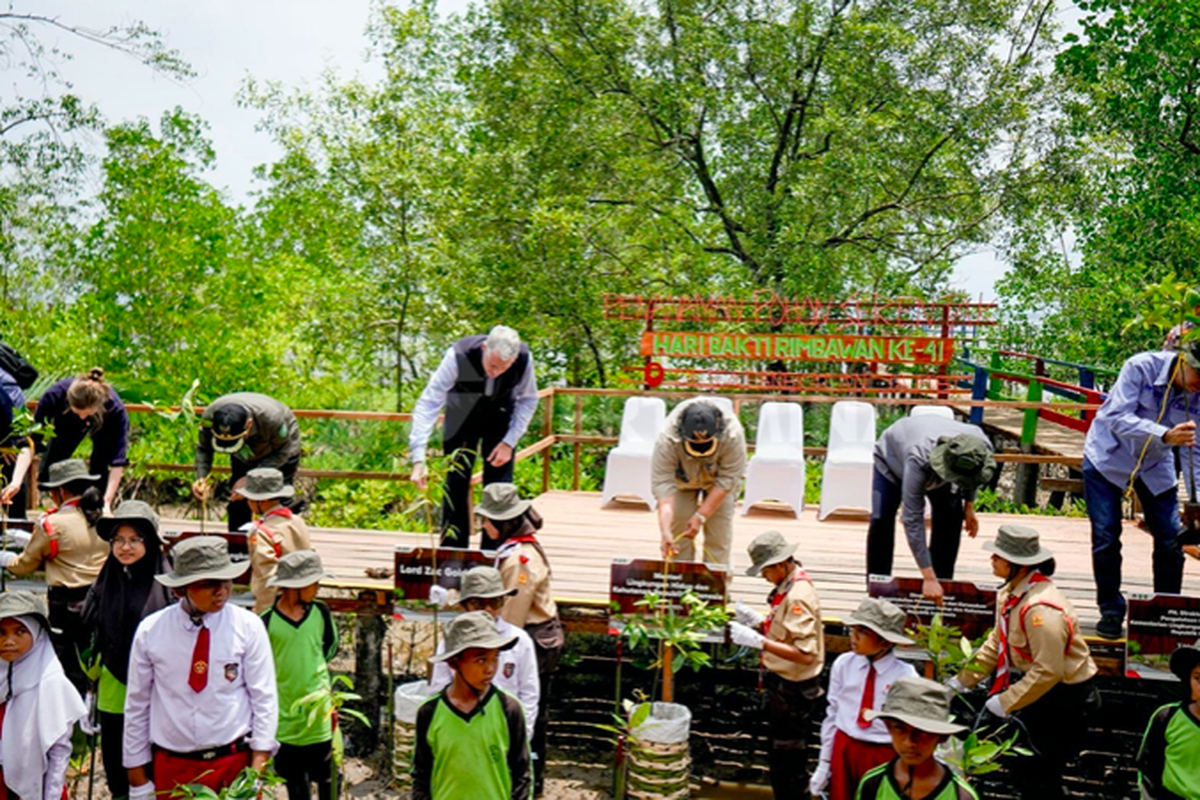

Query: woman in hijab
left=82, top=501, right=172, bottom=800
left=0, top=591, right=87, bottom=800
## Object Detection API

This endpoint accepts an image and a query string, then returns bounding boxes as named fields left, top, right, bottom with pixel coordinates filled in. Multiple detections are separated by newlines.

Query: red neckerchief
left=991, top=571, right=1051, bottom=695
left=40, top=498, right=80, bottom=559
left=254, top=506, right=294, bottom=558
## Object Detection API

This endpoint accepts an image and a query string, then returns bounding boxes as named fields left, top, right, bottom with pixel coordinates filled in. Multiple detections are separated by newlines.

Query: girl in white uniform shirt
left=810, top=598, right=917, bottom=800
left=0, top=591, right=87, bottom=800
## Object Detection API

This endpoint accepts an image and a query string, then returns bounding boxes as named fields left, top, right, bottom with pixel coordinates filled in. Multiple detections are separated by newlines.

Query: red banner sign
left=641, top=331, right=954, bottom=365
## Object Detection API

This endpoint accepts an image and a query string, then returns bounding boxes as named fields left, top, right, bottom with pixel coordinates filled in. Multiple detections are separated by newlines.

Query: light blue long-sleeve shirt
left=1083, top=351, right=1200, bottom=496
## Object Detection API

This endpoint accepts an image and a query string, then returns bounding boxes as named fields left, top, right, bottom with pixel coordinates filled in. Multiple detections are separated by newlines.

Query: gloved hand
left=728, top=621, right=765, bottom=650
left=3, top=530, right=31, bottom=549
left=129, top=782, right=156, bottom=800
left=732, top=601, right=765, bottom=628
left=0, top=551, right=17, bottom=569
left=945, top=676, right=966, bottom=693
left=984, top=694, right=1009, bottom=719
left=428, top=585, right=450, bottom=608
left=807, top=761, right=831, bottom=796
left=79, top=692, right=101, bottom=736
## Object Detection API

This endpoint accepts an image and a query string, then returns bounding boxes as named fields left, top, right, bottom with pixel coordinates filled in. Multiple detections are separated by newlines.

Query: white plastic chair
left=818, top=401, right=877, bottom=520
left=742, top=402, right=805, bottom=516
left=910, top=405, right=954, bottom=419
left=601, top=397, right=667, bottom=509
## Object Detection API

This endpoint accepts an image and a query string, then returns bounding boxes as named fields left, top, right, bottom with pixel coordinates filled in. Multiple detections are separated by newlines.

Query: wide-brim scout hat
left=476, top=483, right=531, bottom=522
left=96, top=500, right=162, bottom=545
left=156, top=536, right=246, bottom=587
left=679, top=401, right=723, bottom=458
left=1170, top=640, right=1200, bottom=682
left=210, top=403, right=251, bottom=454
left=929, top=434, right=996, bottom=491
left=745, top=530, right=797, bottom=577
left=983, top=524, right=1053, bottom=566
left=268, top=549, right=334, bottom=588
left=429, top=610, right=518, bottom=663
left=844, top=597, right=914, bottom=645
left=457, top=566, right=517, bottom=604
left=39, top=458, right=99, bottom=489
left=239, top=467, right=295, bottom=501
left=0, top=591, right=51, bottom=633
left=863, top=676, right=967, bottom=735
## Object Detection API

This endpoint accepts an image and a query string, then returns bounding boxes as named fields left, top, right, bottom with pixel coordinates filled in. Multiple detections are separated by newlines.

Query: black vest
left=444, top=335, right=531, bottom=443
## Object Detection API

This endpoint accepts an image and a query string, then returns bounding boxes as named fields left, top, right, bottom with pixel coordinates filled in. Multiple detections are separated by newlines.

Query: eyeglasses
left=113, top=537, right=145, bottom=548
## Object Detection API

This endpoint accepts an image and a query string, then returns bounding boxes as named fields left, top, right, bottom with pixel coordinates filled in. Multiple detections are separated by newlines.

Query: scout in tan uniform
left=727, top=529, right=825, bottom=799
left=949, top=525, right=1098, bottom=800
left=0, top=458, right=107, bottom=691
left=651, top=398, right=747, bottom=567
left=477, top=482, right=564, bottom=797
left=242, top=467, right=312, bottom=613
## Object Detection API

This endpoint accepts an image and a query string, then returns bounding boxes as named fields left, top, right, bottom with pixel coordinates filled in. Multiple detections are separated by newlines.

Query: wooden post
left=542, top=394, right=554, bottom=494
left=573, top=394, right=583, bottom=491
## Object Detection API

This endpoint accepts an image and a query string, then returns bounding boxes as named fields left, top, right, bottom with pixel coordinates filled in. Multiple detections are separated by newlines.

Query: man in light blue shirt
left=1083, top=345, right=1200, bottom=639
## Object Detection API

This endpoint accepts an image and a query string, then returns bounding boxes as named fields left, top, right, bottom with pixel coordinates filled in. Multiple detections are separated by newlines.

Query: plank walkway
left=970, top=407, right=1087, bottom=459
left=167, top=489, right=1200, bottom=631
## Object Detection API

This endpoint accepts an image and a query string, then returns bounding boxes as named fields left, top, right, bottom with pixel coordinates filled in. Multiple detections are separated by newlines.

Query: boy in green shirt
left=857, top=677, right=978, bottom=800
left=1138, top=641, right=1200, bottom=799
left=261, top=550, right=338, bottom=800
left=412, top=611, right=531, bottom=800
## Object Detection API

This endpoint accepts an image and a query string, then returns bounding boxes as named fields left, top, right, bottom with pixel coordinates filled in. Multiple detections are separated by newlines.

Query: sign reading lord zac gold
left=640, top=331, right=954, bottom=365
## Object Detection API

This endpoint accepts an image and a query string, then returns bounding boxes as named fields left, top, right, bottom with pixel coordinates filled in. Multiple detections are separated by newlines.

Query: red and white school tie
left=188, top=623, right=210, bottom=693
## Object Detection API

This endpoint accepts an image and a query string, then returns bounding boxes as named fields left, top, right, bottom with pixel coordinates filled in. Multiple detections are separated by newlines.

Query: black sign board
left=609, top=558, right=728, bottom=616
left=394, top=546, right=493, bottom=603
left=1127, top=593, right=1200, bottom=679
left=162, top=530, right=252, bottom=585
left=868, top=575, right=997, bottom=641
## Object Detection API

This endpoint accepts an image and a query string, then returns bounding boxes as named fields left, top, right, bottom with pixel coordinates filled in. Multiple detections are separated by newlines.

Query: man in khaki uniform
left=728, top=530, right=825, bottom=798
left=950, top=526, right=1098, bottom=799
left=242, top=467, right=312, bottom=613
left=651, top=398, right=747, bottom=566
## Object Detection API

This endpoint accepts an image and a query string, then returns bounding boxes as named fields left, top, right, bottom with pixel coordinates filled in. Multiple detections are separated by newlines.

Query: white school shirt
left=430, top=616, right=540, bottom=741
left=123, top=603, right=278, bottom=767
left=817, top=650, right=917, bottom=766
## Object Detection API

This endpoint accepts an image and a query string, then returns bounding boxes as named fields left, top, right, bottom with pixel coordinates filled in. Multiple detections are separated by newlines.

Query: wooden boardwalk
left=161, top=490, right=1200, bottom=631
left=969, top=407, right=1087, bottom=460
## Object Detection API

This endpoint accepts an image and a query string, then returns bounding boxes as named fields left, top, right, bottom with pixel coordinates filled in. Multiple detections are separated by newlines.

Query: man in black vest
left=410, top=326, right=539, bottom=547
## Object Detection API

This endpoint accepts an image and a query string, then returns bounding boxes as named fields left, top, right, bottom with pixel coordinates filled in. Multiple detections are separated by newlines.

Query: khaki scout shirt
left=499, top=540, right=558, bottom=627
left=763, top=567, right=825, bottom=682
left=249, top=508, right=312, bottom=613
left=650, top=399, right=747, bottom=501
left=8, top=503, right=107, bottom=588
left=958, top=574, right=1096, bottom=713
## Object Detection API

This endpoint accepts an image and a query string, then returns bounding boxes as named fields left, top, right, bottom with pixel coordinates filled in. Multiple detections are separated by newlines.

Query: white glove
left=3, top=530, right=31, bottom=548
left=428, top=585, right=450, bottom=608
left=0, top=551, right=17, bottom=569
left=808, top=761, right=831, bottom=796
left=129, top=782, right=156, bottom=800
left=728, top=621, right=765, bottom=650
left=945, top=676, right=966, bottom=693
left=78, top=693, right=101, bottom=736
left=732, top=601, right=765, bottom=628
left=984, top=694, right=1009, bottom=719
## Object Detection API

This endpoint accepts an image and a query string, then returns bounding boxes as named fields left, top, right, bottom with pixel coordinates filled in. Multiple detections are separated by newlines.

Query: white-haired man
left=410, top=326, right=539, bottom=547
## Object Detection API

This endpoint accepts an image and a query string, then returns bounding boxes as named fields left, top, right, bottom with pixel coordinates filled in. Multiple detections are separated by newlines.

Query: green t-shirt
left=261, top=600, right=338, bottom=745
left=412, top=687, right=531, bottom=800
left=856, top=759, right=978, bottom=800
left=1138, top=702, right=1200, bottom=800
left=97, top=665, right=126, bottom=715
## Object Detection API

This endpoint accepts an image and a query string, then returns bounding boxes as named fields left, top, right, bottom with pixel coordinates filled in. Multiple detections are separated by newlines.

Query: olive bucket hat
left=863, top=676, right=967, bottom=735
left=983, top=524, right=1054, bottom=566
left=39, top=458, right=99, bottom=490
left=156, top=536, right=246, bottom=588
left=96, top=500, right=161, bottom=544
left=429, top=610, right=518, bottom=663
left=745, top=530, right=798, bottom=577
left=268, top=550, right=334, bottom=589
left=475, top=483, right=532, bottom=522
left=239, top=468, right=295, bottom=501
left=457, top=566, right=518, bottom=605
left=0, top=591, right=52, bottom=633
left=929, top=434, right=997, bottom=491
left=844, top=597, right=914, bottom=646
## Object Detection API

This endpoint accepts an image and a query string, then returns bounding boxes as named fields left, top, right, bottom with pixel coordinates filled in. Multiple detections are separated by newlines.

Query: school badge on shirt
left=225, top=663, right=239, bottom=682
left=504, top=663, right=515, bottom=679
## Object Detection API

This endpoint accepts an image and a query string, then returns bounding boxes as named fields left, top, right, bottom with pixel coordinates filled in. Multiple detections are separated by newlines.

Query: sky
left=14, top=0, right=1059, bottom=303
